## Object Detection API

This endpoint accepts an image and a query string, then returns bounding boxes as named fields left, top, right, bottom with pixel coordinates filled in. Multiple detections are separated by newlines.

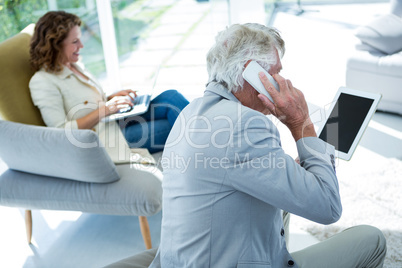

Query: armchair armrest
left=0, top=120, right=120, bottom=183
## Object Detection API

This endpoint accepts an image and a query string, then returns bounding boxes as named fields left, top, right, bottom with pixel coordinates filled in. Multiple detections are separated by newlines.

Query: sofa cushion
left=346, top=49, right=402, bottom=77
left=390, top=0, right=402, bottom=17
left=355, top=14, right=402, bottom=55
left=346, top=49, right=402, bottom=115
left=0, top=163, right=162, bottom=216
left=0, top=120, right=120, bottom=183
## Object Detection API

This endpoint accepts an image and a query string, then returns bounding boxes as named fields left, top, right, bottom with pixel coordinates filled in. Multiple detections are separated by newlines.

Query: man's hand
left=257, top=72, right=316, bottom=141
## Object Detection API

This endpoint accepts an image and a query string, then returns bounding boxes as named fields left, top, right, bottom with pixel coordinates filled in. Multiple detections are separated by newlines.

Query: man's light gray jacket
left=150, top=82, right=342, bottom=268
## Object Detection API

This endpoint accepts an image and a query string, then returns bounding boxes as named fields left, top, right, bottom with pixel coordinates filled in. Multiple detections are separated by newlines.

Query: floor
left=1, top=0, right=401, bottom=267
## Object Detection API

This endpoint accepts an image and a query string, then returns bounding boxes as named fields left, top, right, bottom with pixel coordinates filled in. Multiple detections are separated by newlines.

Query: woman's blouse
left=29, top=63, right=133, bottom=163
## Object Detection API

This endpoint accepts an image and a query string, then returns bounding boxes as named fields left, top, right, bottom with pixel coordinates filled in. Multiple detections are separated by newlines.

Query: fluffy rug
left=292, top=157, right=402, bottom=267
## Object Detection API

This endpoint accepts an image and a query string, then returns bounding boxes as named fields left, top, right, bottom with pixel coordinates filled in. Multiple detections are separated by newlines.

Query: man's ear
left=242, top=60, right=254, bottom=91
left=244, top=59, right=252, bottom=68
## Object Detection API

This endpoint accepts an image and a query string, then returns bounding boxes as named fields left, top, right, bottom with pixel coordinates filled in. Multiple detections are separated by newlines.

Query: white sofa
left=346, top=0, right=402, bottom=115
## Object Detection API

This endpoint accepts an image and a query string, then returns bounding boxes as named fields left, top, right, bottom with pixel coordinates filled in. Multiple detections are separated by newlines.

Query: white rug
left=292, top=157, right=402, bottom=268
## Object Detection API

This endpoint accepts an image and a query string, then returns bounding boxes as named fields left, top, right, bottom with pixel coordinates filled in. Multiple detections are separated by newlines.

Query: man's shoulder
left=186, top=94, right=264, bottom=118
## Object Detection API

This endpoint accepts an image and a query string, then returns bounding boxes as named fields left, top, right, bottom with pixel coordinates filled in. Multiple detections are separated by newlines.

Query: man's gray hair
left=206, top=23, right=285, bottom=93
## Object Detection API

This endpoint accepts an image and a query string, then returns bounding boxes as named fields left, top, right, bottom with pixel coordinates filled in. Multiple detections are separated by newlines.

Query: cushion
left=347, top=49, right=402, bottom=77
left=0, top=162, right=162, bottom=216
left=354, top=42, right=384, bottom=53
left=355, top=14, right=402, bottom=55
left=0, top=24, right=44, bottom=126
left=0, top=120, right=120, bottom=183
left=390, top=0, right=402, bottom=17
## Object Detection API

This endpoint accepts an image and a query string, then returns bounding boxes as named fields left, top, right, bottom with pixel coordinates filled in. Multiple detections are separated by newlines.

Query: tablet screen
left=318, top=93, right=374, bottom=154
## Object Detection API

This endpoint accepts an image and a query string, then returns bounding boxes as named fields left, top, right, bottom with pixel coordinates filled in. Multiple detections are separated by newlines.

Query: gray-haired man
left=150, top=23, right=386, bottom=268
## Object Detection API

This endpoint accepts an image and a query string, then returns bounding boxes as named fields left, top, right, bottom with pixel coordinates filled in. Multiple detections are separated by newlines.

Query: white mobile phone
left=242, top=60, right=279, bottom=103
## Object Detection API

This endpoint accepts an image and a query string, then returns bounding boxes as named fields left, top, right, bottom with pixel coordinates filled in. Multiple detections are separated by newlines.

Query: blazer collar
left=51, top=63, right=105, bottom=98
left=54, top=65, right=73, bottom=79
left=205, top=82, right=240, bottom=103
left=55, top=63, right=87, bottom=80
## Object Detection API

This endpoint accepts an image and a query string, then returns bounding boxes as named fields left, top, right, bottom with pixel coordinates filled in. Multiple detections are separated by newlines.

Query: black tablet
left=317, top=87, right=381, bottom=160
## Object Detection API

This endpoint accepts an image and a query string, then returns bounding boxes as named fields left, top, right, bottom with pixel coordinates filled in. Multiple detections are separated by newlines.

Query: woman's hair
left=206, top=23, right=285, bottom=92
left=30, top=11, right=81, bottom=73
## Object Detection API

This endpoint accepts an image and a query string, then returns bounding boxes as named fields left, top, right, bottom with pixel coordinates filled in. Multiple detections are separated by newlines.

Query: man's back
left=153, top=83, right=341, bottom=268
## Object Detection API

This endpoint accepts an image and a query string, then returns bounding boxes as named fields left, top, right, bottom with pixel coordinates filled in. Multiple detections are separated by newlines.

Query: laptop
left=317, top=87, right=381, bottom=160
left=102, top=67, right=160, bottom=122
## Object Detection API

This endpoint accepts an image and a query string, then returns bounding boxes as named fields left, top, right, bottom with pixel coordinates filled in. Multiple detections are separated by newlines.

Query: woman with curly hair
left=29, top=11, right=189, bottom=162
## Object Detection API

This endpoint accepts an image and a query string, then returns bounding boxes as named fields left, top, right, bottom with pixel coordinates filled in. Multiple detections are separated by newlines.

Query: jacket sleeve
left=29, top=72, right=79, bottom=130
left=225, top=110, right=342, bottom=224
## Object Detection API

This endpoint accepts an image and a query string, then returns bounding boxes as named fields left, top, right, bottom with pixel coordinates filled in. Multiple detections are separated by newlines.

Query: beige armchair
left=0, top=25, right=162, bottom=250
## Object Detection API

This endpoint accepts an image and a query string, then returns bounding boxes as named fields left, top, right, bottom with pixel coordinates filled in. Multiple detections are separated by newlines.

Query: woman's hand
left=77, top=97, right=131, bottom=129
left=76, top=90, right=135, bottom=129
left=107, top=89, right=137, bottom=101
left=104, top=96, right=134, bottom=116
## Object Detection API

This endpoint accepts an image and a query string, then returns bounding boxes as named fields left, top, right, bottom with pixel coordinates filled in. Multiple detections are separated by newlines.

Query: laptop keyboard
left=133, top=95, right=146, bottom=105
left=118, top=95, right=147, bottom=114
